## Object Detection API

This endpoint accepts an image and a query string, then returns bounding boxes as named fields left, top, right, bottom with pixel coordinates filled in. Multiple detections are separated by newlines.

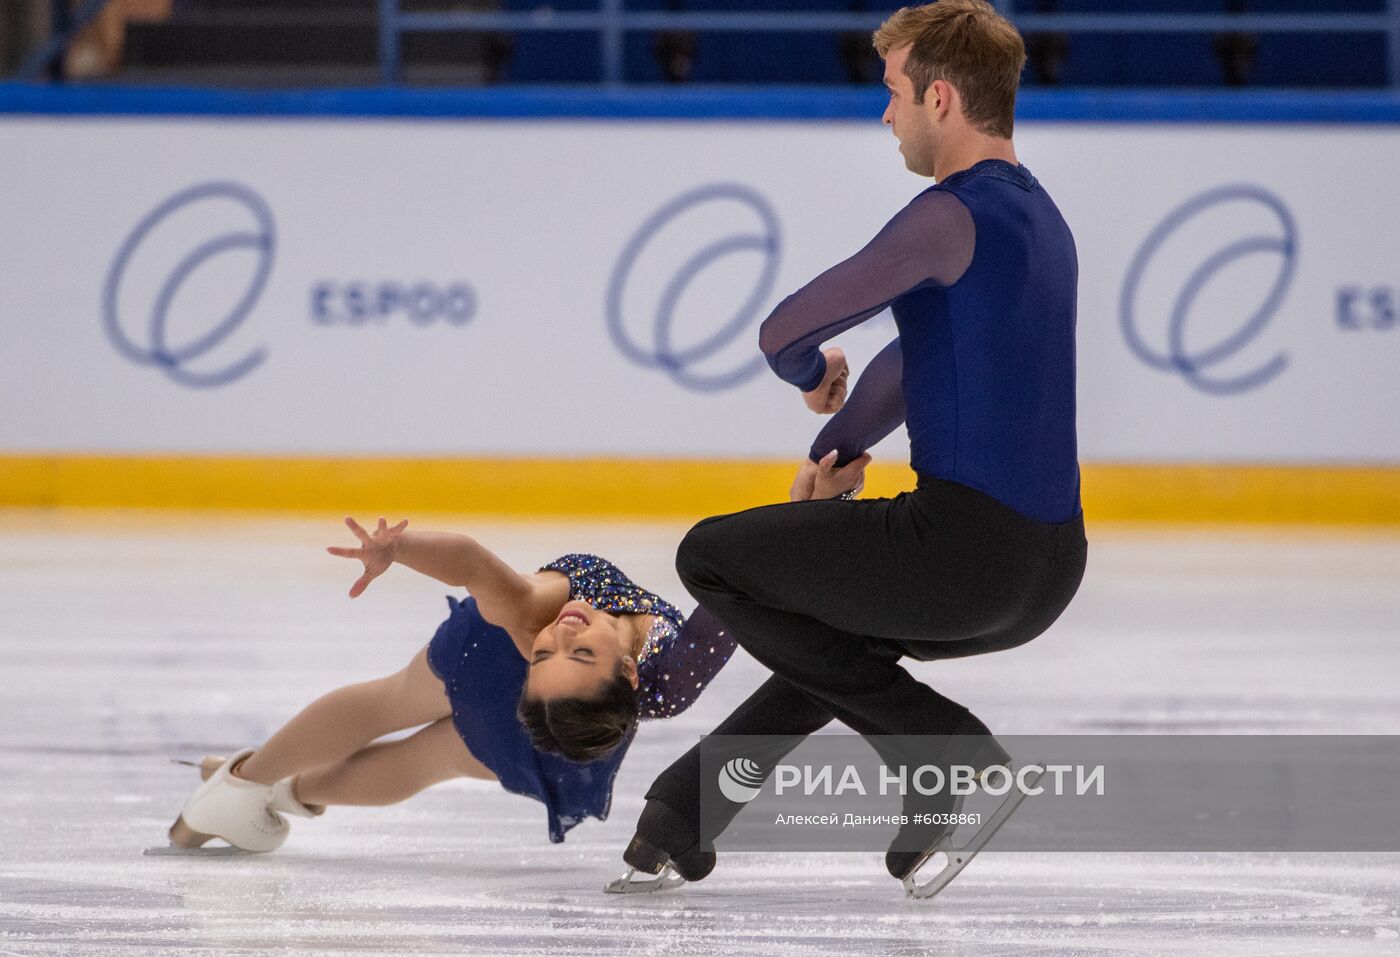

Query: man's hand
left=802, top=347, right=849, bottom=414
left=790, top=449, right=873, bottom=502
left=327, top=516, right=409, bottom=598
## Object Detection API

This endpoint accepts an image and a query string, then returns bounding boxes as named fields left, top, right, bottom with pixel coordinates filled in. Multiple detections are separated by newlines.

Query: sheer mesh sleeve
left=636, top=605, right=737, bottom=720
left=807, top=337, right=906, bottom=468
left=758, top=189, right=975, bottom=392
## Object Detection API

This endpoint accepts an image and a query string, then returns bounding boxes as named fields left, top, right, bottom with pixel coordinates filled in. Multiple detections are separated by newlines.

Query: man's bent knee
left=675, top=514, right=738, bottom=591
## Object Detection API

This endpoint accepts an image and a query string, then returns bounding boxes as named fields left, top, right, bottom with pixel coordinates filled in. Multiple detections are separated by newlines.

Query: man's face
left=882, top=45, right=938, bottom=177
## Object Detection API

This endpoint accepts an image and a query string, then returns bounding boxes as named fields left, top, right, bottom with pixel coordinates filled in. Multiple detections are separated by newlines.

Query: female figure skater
left=161, top=516, right=737, bottom=853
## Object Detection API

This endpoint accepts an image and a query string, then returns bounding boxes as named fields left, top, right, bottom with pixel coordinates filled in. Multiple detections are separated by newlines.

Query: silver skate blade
left=143, top=844, right=252, bottom=857
left=903, top=764, right=1045, bottom=900
left=603, top=864, right=686, bottom=895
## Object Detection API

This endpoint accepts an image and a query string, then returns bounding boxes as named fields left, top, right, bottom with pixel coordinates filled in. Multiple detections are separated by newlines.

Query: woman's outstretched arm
left=327, top=517, right=567, bottom=631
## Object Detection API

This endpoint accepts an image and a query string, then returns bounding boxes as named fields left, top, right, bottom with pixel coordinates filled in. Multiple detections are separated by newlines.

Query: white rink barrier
left=0, top=117, right=1395, bottom=463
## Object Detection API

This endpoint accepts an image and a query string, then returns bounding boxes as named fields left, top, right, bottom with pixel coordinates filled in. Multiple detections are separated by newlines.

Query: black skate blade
left=603, top=864, right=686, bottom=895
left=903, top=763, right=1045, bottom=900
left=143, top=844, right=251, bottom=857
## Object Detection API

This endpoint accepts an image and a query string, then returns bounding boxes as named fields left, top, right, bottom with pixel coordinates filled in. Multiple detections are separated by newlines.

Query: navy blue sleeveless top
left=759, top=159, right=1081, bottom=524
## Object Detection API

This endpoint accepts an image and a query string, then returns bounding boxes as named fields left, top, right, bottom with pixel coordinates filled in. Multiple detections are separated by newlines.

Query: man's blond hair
left=873, top=0, right=1026, bottom=139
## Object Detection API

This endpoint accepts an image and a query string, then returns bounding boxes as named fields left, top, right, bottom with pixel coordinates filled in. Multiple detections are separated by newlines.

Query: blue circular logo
left=103, top=182, right=275, bottom=389
left=1119, top=184, right=1296, bottom=395
left=606, top=183, right=781, bottom=393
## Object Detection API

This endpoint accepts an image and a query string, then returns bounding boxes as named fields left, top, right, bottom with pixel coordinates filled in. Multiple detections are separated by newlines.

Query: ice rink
left=3, top=511, right=1399, bottom=956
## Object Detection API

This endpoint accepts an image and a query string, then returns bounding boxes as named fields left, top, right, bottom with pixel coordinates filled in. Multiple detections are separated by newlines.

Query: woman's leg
left=236, top=645, right=452, bottom=786
left=293, top=717, right=495, bottom=807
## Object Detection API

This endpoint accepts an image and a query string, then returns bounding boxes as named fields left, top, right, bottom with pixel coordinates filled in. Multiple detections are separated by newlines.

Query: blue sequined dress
left=425, top=553, right=736, bottom=843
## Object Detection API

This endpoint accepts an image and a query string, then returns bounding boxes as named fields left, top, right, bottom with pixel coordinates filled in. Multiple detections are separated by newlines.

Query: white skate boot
left=268, top=777, right=325, bottom=819
left=153, top=748, right=289, bottom=854
left=180, top=755, right=325, bottom=818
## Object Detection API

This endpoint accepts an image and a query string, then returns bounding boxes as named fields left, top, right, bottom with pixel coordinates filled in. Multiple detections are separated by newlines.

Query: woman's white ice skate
left=146, top=748, right=289, bottom=856
left=268, top=776, right=325, bottom=819
left=172, top=754, right=324, bottom=818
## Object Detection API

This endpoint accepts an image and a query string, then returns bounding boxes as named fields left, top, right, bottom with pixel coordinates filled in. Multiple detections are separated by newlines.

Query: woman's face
left=526, top=600, right=640, bottom=702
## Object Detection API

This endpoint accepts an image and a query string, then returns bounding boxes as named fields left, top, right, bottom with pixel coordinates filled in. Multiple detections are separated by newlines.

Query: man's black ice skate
left=889, top=762, right=1045, bottom=900
left=604, top=799, right=715, bottom=895
left=880, top=723, right=1041, bottom=900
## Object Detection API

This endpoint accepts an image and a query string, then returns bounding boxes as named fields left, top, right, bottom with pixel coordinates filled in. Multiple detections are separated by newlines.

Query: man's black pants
left=646, top=475, right=1088, bottom=832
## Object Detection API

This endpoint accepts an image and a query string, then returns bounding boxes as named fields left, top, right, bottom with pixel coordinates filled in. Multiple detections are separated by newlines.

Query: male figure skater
left=617, top=0, right=1088, bottom=895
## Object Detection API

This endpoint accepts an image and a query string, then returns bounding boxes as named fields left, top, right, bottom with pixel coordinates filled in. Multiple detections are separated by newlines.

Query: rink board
left=2, top=91, right=1397, bottom=520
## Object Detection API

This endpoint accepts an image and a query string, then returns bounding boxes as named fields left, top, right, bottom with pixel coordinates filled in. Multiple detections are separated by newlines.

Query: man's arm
left=758, top=189, right=974, bottom=394
left=788, top=338, right=906, bottom=501
left=809, top=337, right=907, bottom=467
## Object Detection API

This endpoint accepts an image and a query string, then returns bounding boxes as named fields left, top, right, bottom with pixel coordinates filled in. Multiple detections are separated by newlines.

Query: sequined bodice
left=540, top=554, right=736, bottom=719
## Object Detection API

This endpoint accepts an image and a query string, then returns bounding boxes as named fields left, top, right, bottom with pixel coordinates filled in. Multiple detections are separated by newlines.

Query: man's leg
left=671, top=494, right=1049, bottom=879
left=645, top=673, right=835, bottom=829
left=674, top=496, right=1012, bottom=740
left=628, top=672, right=835, bottom=878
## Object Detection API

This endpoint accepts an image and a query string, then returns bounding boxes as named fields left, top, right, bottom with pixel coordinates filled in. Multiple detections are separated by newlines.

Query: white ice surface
left=2, top=512, right=1400, bottom=956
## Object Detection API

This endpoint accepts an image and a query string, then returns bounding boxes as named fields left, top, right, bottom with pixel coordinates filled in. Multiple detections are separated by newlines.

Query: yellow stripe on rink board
left=0, top=455, right=813, bottom=518
left=1, top=455, right=1398, bottom=524
left=1079, top=463, right=1400, bottom=525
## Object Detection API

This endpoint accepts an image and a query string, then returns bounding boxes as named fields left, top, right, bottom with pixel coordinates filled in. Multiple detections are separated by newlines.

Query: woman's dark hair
left=517, top=668, right=640, bottom=763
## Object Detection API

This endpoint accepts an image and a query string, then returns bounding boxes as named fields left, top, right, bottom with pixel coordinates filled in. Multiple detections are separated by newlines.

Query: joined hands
left=790, top=449, right=872, bottom=502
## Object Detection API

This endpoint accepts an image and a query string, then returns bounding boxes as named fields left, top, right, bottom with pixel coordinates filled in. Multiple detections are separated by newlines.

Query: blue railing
left=378, top=1, right=1400, bottom=86
left=18, top=0, right=1400, bottom=87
